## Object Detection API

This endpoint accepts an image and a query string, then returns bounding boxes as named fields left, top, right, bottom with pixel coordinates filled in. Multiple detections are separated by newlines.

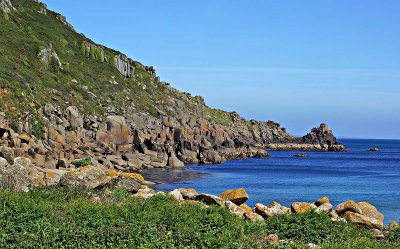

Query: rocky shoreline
left=0, top=105, right=345, bottom=174
left=131, top=187, right=400, bottom=242
left=0, top=106, right=348, bottom=202
left=1, top=0, right=345, bottom=183
left=1, top=154, right=397, bottom=243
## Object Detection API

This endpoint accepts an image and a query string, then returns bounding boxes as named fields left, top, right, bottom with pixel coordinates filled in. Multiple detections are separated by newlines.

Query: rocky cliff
left=0, top=0, right=345, bottom=176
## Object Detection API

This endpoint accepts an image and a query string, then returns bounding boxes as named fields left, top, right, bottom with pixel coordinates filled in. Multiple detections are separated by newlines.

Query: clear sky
left=42, top=0, right=400, bottom=139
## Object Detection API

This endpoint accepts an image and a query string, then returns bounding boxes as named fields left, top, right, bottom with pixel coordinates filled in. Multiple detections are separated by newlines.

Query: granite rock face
left=38, top=47, right=63, bottom=69
left=82, top=41, right=108, bottom=62
left=0, top=2, right=346, bottom=176
left=0, top=0, right=14, bottom=13
left=302, top=124, right=346, bottom=151
left=55, top=13, right=75, bottom=30
left=0, top=101, right=345, bottom=174
left=114, top=54, right=135, bottom=78
left=266, top=124, right=346, bottom=152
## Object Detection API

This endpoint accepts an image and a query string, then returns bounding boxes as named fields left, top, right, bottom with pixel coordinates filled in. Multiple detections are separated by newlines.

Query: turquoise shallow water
left=143, top=139, right=400, bottom=224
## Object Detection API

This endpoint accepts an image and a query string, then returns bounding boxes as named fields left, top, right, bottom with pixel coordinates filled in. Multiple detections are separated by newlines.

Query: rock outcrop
left=302, top=124, right=345, bottom=151
left=38, top=47, right=63, bottom=69
left=0, top=1, right=346, bottom=183
left=0, top=154, right=147, bottom=193
left=0, top=0, right=14, bottom=14
left=81, top=41, right=108, bottom=62
left=55, top=13, right=74, bottom=30
left=337, top=201, right=385, bottom=230
left=291, top=202, right=317, bottom=214
left=255, top=202, right=290, bottom=218
left=153, top=188, right=391, bottom=239
left=219, top=188, right=249, bottom=205
left=0, top=102, right=346, bottom=175
left=0, top=157, right=43, bottom=191
left=266, top=124, right=346, bottom=152
left=114, top=54, right=135, bottom=78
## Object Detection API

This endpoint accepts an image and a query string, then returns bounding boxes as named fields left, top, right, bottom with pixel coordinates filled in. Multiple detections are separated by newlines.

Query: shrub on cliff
left=72, top=157, right=91, bottom=168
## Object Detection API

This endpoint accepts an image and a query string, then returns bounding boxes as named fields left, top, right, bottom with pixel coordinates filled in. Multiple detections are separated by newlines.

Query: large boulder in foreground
left=219, top=188, right=249, bottom=205
left=60, top=166, right=112, bottom=189
left=0, top=157, right=45, bottom=191
left=134, top=185, right=156, bottom=199
left=60, top=166, right=145, bottom=192
left=344, top=211, right=384, bottom=231
left=176, top=188, right=198, bottom=200
left=337, top=200, right=384, bottom=230
left=315, top=196, right=330, bottom=206
left=107, top=171, right=144, bottom=193
left=291, top=202, right=317, bottom=214
left=224, top=200, right=246, bottom=218
left=195, top=194, right=225, bottom=206
left=336, top=200, right=362, bottom=215
left=255, top=201, right=290, bottom=218
left=316, top=203, right=333, bottom=214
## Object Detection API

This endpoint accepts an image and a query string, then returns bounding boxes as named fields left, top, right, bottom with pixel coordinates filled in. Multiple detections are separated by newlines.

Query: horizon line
left=155, top=66, right=400, bottom=78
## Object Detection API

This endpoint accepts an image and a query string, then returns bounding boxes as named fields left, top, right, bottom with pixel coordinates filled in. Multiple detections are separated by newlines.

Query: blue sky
left=43, top=0, right=400, bottom=139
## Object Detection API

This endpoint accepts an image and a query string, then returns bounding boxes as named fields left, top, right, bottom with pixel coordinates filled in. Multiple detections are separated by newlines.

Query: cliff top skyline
left=43, top=0, right=400, bottom=139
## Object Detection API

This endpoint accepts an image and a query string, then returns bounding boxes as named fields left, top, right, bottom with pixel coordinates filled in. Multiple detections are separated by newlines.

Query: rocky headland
left=1, top=1, right=399, bottom=248
left=0, top=0, right=346, bottom=190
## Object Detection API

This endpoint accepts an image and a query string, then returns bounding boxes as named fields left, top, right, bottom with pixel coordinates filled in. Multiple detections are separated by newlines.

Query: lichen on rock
left=38, top=47, right=63, bottom=69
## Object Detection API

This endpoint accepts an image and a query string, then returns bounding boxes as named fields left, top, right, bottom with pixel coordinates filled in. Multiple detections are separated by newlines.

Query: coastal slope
left=0, top=0, right=345, bottom=174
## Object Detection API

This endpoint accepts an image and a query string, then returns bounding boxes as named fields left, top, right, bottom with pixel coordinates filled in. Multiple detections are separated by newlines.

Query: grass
left=0, top=0, right=208, bottom=123
left=0, top=0, right=265, bottom=139
left=72, top=157, right=92, bottom=168
left=0, top=187, right=399, bottom=248
left=207, top=108, right=235, bottom=127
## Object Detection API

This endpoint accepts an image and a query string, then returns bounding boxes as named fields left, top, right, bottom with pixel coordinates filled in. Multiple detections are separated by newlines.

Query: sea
left=142, top=139, right=400, bottom=224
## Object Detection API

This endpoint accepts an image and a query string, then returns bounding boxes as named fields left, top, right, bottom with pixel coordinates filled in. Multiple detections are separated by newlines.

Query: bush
left=0, top=187, right=398, bottom=248
left=387, top=227, right=400, bottom=243
left=72, top=157, right=91, bottom=168
left=31, top=119, right=44, bottom=139
left=2, top=11, right=9, bottom=21
left=263, top=211, right=372, bottom=244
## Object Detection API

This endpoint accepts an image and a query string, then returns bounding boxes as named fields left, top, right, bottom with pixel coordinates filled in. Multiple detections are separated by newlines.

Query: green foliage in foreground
left=0, top=187, right=399, bottom=249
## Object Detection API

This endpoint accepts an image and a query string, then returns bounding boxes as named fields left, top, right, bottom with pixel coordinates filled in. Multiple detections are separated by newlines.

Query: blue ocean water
left=144, top=139, right=400, bottom=224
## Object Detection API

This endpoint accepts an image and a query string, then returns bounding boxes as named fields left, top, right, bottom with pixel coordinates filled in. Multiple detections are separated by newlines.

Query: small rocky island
left=291, top=153, right=309, bottom=158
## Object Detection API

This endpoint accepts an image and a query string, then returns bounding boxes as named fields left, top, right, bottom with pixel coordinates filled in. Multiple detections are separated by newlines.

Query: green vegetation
left=0, top=187, right=399, bottom=248
left=208, top=108, right=234, bottom=127
left=2, top=11, right=9, bottom=21
left=72, top=157, right=92, bottom=168
left=246, top=121, right=255, bottom=131
left=0, top=0, right=207, bottom=124
left=31, top=118, right=45, bottom=139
